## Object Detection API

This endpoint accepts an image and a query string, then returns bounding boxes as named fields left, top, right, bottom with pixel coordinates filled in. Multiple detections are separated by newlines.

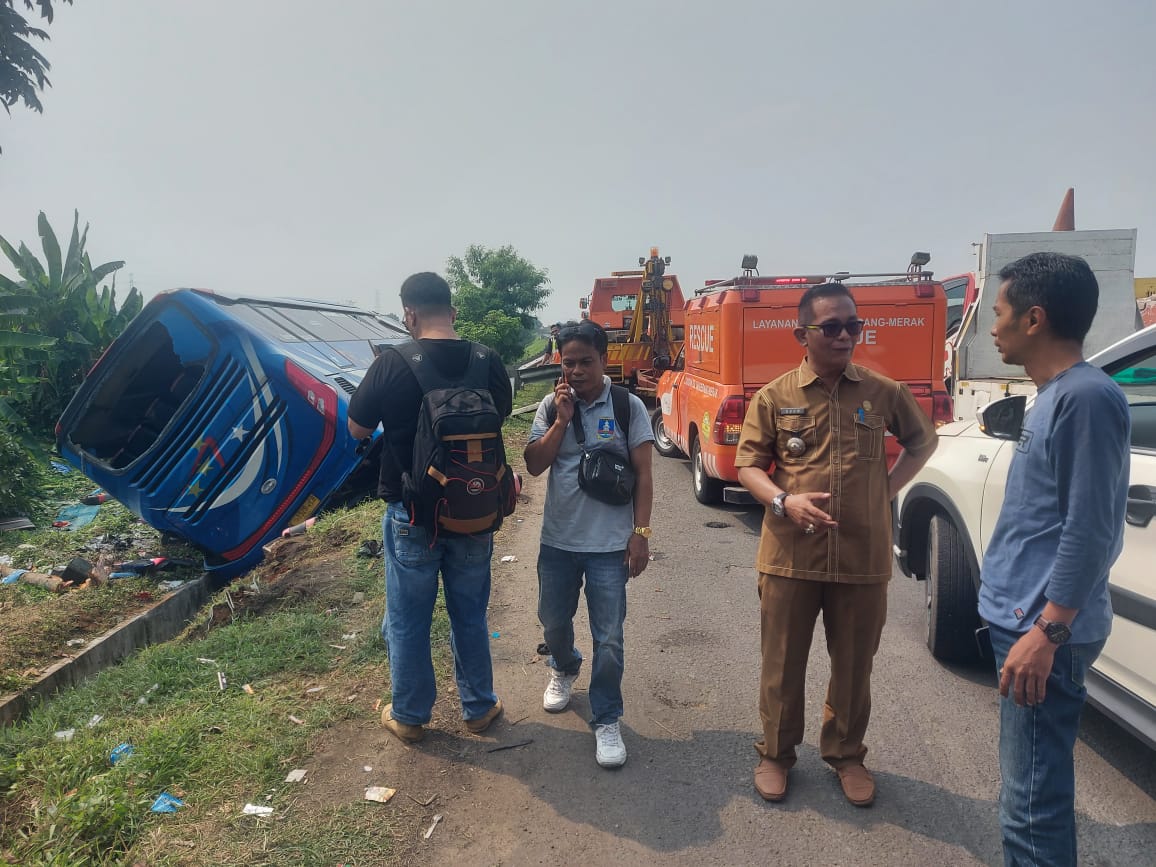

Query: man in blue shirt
left=980, top=252, right=1131, bottom=866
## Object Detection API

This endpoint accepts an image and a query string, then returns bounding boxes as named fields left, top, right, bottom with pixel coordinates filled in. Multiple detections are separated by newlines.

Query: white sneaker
left=543, top=669, right=577, bottom=712
left=595, top=722, right=627, bottom=768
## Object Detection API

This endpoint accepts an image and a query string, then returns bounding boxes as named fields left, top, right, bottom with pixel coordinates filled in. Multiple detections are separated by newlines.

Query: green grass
left=505, top=380, right=554, bottom=440
left=0, top=500, right=411, bottom=866
left=517, top=336, right=548, bottom=364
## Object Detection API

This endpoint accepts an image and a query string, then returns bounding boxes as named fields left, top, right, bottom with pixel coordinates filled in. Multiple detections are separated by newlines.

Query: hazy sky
left=3, top=0, right=1155, bottom=326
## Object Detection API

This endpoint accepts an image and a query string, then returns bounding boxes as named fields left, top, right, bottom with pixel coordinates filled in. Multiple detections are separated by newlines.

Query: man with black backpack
left=348, top=272, right=513, bottom=744
left=524, top=321, right=654, bottom=768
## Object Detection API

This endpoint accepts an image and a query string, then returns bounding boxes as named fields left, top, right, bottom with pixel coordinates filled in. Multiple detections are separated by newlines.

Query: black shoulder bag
left=570, top=386, right=636, bottom=506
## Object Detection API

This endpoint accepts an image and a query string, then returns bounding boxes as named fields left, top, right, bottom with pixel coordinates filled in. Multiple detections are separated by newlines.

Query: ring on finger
left=805, top=523, right=816, bottom=535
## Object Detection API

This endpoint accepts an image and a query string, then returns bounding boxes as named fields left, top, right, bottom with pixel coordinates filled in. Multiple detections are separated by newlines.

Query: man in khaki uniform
left=735, top=282, right=938, bottom=807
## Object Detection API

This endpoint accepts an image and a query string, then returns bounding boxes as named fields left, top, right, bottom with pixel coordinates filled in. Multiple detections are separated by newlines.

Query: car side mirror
left=978, top=395, right=1027, bottom=441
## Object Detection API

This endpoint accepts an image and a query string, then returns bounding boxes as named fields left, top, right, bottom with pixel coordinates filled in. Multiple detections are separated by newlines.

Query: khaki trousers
left=755, top=572, right=888, bottom=768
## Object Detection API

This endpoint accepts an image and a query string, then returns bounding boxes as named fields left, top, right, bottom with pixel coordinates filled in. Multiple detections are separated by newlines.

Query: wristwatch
left=1034, top=615, right=1072, bottom=645
left=633, top=526, right=652, bottom=539
left=771, top=492, right=789, bottom=518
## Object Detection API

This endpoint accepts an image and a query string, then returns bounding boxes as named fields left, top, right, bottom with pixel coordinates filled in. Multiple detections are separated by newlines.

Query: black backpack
left=396, top=341, right=515, bottom=537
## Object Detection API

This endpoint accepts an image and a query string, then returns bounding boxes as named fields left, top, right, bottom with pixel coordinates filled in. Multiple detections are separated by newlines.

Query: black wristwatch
left=1034, top=615, right=1072, bottom=645
left=771, top=492, right=789, bottom=518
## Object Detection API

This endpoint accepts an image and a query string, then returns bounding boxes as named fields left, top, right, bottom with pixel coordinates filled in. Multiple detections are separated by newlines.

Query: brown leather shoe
left=754, top=758, right=789, bottom=802
left=836, top=764, right=875, bottom=807
left=381, top=703, right=425, bottom=743
left=465, top=698, right=504, bottom=734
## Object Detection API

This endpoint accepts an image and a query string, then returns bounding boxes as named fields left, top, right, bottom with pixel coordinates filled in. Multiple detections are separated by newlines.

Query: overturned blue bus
left=55, top=289, right=407, bottom=579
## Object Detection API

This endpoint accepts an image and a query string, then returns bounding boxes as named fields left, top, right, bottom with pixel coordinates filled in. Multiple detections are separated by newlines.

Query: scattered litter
left=54, top=729, right=76, bottom=742
left=0, top=555, right=11, bottom=567
left=341, top=632, right=358, bottom=640
left=356, top=539, right=382, bottom=558
left=217, top=671, right=228, bottom=691
left=491, top=631, right=500, bottom=639
left=284, top=769, right=308, bottom=783
left=328, top=644, right=347, bottom=651
left=515, top=518, right=524, bottom=523
left=288, top=715, right=305, bottom=725
left=137, top=683, right=159, bottom=706
left=242, top=803, right=274, bottom=816
left=487, top=739, right=533, bottom=753
left=159, top=580, right=186, bottom=591
left=422, top=814, right=443, bottom=839
left=281, top=517, right=317, bottom=538
left=0, top=518, right=34, bottom=532
left=66, top=638, right=86, bottom=647
left=373, top=699, right=382, bottom=712
left=242, top=684, right=255, bottom=695
left=648, top=554, right=655, bottom=561
left=364, top=786, right=397, bottom=804
left=2, top=569, right=26, bottom=585
left=80, top=489, right=111, bottom=506
left=110, top=743, right=135, bottom=765
left=53, top=504, right=100, bottom=531
left=363, top=765, right=373, bottom=773
left=87, top=714, right=103, bottom=728
left=499, top=555, right=518, bottom=564
left=351, top=591, right=366, bottom=605
left=19, top=571, right=64, bottom=592
left=196, top=657, right=217, bottom=665
left=305, top=686, right=325, bottom=694
left=150, top=792, right=184, bottom=813
left=50, top=460, right=71, bottom=474
left=407, top=793, right=437, bottom=807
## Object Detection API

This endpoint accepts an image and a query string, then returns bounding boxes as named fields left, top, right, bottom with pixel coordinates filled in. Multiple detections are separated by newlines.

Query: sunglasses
left=801, top=319, right=865, bottom=338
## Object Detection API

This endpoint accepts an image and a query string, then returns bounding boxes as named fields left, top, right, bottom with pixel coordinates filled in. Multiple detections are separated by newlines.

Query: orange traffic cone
left=1052, top=188, right=1075, bottom=231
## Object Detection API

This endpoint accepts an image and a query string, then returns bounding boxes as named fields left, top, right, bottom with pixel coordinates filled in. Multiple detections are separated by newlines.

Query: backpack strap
left=392, top=339, right=489, bottom=394
left=546, top=384, right=633, bottom=454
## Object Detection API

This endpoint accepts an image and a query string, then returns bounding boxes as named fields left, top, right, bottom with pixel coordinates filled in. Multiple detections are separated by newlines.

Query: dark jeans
left=989, top=624, right=1105, bottom=867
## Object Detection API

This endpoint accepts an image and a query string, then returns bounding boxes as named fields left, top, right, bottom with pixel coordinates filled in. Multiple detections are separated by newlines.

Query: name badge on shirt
left=779, top=407, right=807, bottom=416
left=597, top=418, right=616, bottom=440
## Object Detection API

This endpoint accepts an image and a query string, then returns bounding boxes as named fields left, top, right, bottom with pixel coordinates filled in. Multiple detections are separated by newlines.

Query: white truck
left=950, top=228, right=1141, bottom=421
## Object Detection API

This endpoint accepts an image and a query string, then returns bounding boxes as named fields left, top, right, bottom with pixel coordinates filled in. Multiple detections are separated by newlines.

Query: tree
left=1, top=1, right=72, bottom=127
left=446, top=245, right=550, bottom=364
left=0, top=210, right=140, bottom=433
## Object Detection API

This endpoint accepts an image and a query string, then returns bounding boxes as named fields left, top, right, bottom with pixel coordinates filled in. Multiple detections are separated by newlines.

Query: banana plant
left=0, top=210, right=140, bottom=434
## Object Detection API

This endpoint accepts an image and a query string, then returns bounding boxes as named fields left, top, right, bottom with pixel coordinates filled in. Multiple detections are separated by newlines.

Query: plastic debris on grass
left=151, top=792, right=185, bottom=813
left=284, top=769, right=308, bottom=783
left=364, top=786, right=396, bottom=804
left=423, top=814, right=444, bottom=839
left=110, top=743, right=134, bottom=765
left=242, top=803, right=274, bottom=816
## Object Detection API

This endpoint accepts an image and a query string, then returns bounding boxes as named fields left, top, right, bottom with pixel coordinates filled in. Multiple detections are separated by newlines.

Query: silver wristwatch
left=771, top=492, right=789, bottom=518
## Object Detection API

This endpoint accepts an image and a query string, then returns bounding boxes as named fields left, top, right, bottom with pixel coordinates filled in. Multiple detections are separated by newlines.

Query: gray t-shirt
left=529, top=376, right=654, bottom=553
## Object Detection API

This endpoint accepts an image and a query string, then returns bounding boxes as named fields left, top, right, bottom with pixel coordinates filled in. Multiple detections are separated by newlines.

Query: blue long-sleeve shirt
left=979, top=361, right=1130, bottom=643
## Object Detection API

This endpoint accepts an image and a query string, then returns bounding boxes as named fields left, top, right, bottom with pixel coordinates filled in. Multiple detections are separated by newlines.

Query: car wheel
left=651, top=410, right=684, bottom=458
left=691, top=437, right=723, bottom=505
left=925, top=513, right=981, bottom=662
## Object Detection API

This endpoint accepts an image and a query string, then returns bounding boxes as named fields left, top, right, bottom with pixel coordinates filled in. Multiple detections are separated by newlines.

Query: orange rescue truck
left=579, top=248, right=687, bottom=395
left=653, top=253, right=952, bottom=504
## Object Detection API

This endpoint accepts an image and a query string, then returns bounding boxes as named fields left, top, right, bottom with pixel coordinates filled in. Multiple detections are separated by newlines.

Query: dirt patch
left=0, top=577, right=168, bottom=693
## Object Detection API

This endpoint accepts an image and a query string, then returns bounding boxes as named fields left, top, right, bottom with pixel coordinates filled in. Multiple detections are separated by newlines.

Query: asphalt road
left=417, top=449, right=1156, bottom=866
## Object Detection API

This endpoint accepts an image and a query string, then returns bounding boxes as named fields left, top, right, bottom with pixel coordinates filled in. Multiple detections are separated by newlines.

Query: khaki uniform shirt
left=734, top=359, right=938, bottom=583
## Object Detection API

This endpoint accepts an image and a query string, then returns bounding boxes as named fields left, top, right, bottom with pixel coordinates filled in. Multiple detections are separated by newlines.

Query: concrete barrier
left=0, top=577, right=210, bottom=726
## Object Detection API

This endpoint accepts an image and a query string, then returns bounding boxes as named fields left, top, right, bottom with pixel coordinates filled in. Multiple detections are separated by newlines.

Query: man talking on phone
left=524, top=321, right=654, bottom=768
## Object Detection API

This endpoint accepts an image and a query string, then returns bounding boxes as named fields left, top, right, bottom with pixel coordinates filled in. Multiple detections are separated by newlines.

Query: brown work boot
left=381, top=703, right=425, bottom=743
left=836, top=763, right=875, bottom=807
left=465, top=698, right=504, bottom=734
left=754, top=758, right=789, bottom=802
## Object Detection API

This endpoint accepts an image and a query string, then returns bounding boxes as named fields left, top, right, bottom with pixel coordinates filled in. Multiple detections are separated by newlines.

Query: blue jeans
left=989, top=624, right=1105, bottom=867
left=380, top=502, right=498, bottom=725
left=537, top=544, right=628, bottom=727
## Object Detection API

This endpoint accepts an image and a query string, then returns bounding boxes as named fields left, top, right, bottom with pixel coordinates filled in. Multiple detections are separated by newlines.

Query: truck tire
left=691, top=437, right=723, bottom=505
left=651, top=410, right=684, bottom=458
left=925, top=513, right=981, bottom=663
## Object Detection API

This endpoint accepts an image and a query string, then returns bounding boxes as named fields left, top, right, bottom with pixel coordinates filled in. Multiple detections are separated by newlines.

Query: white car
left=895, top=324, right=1156, bottom=749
